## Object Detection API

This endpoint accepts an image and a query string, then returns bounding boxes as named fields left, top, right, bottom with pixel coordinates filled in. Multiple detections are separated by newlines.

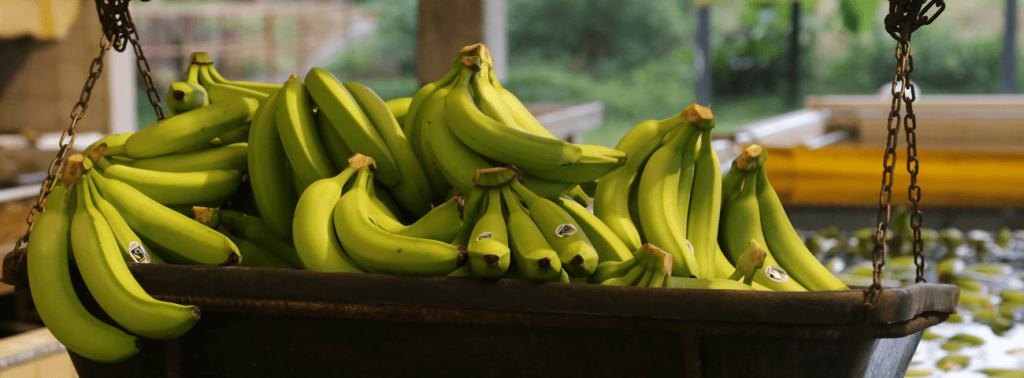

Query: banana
left=370, top=197, right=463, bottom=242
left=590, top=257, right=639, bottom=284
left=126, top=142, right=247, bottom=173
left=333, top=164, right=465, bottom=275
left=470, top=64, right=525, bottom=131
left=467, top=188, right=511, bottom=277
left=71, top=174, right=200, bottom=339
left=451, top=186, right=487, bottom=248
left=719, top=170, right=807, bottom=291
left=444, top=62, right=583, bottom=172
left=90, top=172, right=240, bottom=265
left=386, top=97, right=412, bottom=126
left=600, top=260, right=649, bottom=286
left=86, top=178, right=162, bottom=264
left=305, top=67, right=401, bottom=186
left=316, top=111, right=355, bottom=171
left=86, top=132, right=133, bottom=158
left=248, top=89, right=298, bottom=239
left=214, top=124, right=250, bottom=146
left=210, top=209, right=303, bottom=269
left=371, top=182, right=406, bottom=223
left=687, top=125, right=722, bottom=280
left=28, top=180, right=139, bottom=362
left=199, top=53, right=282, bottom=95
left=166, top=62, right=209, bottom=115
left=755, top=166, right=849, bottom=291
left=344, top=82, right=433, bottom=216
left=722, top=144, right=765, bottom=204
left=277, top=77, right=337, bottom=190
left=594, top=115, right=685, bottom=252
left=217, top=227, right=296, bottom=269
left=643, top=244, right=674, bottom=288
left=486, top=69, right=559, bottom=139
left=501, top=185, right=562, bottom=281
left=292, top=165, right=366, bottom=273
left=567, top=185, right=590, bottom=207
left=555, top=197, right=633, bottom=262
left=510, top=180, right=598, bottom=277
left=98, top=162, right=242, bottom=207
left=424, top=101, right=575, bottom=200
left=404, top=43, right=485, bottom=136
left=637, top=124, right=701, bottom=277
left=408, top=80, right=457, bottom=201
left=124, top=96, right=258, bottom=158
left=196, top=63, right=268, bottom=104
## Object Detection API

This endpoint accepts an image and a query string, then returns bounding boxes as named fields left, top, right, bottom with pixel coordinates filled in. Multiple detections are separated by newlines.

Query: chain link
left=867, top=0, right=944, bottom=308
left=10, top=36, right=112, bottom=256
left=10, top=0, right=161, bottom=258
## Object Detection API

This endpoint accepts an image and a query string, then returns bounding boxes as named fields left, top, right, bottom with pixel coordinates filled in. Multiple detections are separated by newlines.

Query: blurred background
left=1, top=1, right=1024, bottom=376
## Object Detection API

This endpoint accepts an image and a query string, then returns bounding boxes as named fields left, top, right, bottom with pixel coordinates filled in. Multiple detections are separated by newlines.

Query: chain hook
left=866, top=0, right=944, bottom=309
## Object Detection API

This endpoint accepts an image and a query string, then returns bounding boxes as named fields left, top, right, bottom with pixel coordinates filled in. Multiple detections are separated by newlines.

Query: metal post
left=787, top=1, right=801, bottom=108
left=1003, top=0, right=1018, bottom=93
left=695, top=5, right=711, bottom=107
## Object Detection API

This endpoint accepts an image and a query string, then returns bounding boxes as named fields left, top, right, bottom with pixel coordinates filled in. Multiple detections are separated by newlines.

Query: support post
left=787, top=1, right=801, bottom=109
left=417, top=0, right=508, bottom=85
left=695, top=5, right=711, bottom=107
left=1003, top=0, right=1018, bottom=93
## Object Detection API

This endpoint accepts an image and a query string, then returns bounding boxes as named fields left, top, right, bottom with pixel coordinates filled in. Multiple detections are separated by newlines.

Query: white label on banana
left=555, top=224, right=578, bottom=238
left=476, top=232, right=493, bottom=241
left=764, top=265, right=789, bottom=283
left=128, top=241, right=151, bottom=264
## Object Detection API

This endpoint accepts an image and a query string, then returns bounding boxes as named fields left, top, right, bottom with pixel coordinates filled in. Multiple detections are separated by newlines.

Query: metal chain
left=10, top=36, right=112, bottom=256
left=866, top=0, right=945, bottom=308
left=10, top=0, right=161, bottom=257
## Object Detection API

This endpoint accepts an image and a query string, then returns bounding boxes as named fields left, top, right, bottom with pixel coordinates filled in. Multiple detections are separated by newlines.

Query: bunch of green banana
left=593, top=243, right=673, bottom=288
left=332, top=156, right=466, bottom=275
left=719, top=146, right=848, bottom=291
left=166, top=60, right=208, bottom=115
left=191, top=52, right=271, bottom=104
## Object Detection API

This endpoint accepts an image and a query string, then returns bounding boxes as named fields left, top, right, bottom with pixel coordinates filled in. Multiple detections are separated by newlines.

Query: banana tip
left=222, top=252, right=241, bottom=266
left=457, top=246, right=468, bottom=267
left=484, top=254, right=500, bottom=267
left=570, top=255, right=584, bottom=268
left=537, top=258, right=551, bottom=269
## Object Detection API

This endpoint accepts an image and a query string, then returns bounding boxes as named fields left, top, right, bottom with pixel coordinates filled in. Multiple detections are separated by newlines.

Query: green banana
left=214, top=124, right=250, bottom=146
left=567, top=185, right=590, bottom=207
left=555, top=196, right=633, bottom=262
left=90, top=172, right=240, bottom=265
left=594, top=115, right=684, bottom=252
left=248, top=89, right=298, bottom=239
left=487, top=68, right=558, bottom=139
left=344, top=81, right=433, bottom=216
left=601, top=261, right=648, bottom=286
left=86, top=178, right=162, bottom=264
left=722, top=144, right=765, bottom=205
left=755, top=167, right=849, bottom=291
left=199, top=53, right=282, bottom=95
left=444, top=63, right=582, bottom=172
left=510, top=180, right=598, bottom=277
left=451, top=186, right=487, bottom=248
left=71, top=176, right=200, bottom=339
left=28, top=180, right=139, bottom=362
left=523, top=144, right=627, bottom=184
left=333, top=166, right=465, bottom=275
left=590, top=257, right=639, bottom=284
left=98, top=161, right=242, bottom=206
left=86, top=132, right=133, bottom=158
left=212, top=210, right=303, bottom=269
left=277, top=77, right=337, bottom=190
left=637, top=124, right=700, bottom=277
left=124, top=96, right=258, bottom=158
left=316, top=111, right=355, bottom=171
left=467, top=188, right=511, bottom=277
left=292, top=166, right=366, bottom=273
left=409, top=79, right=458, bottom=200
left=687, top=127, right=722, bottom=280
left=126, top=142, right=247, bottom=173
left=304, top=67, right=401, bottom=186
left=218, top=227, right=296, bottom=269
left=385, top=97, right=412, bottom=126
left=166, top=63, right=209, bottom=116
left=371, top=197, right=463, bottom=242
left=196, top=63, right=268, bottom=104
left=719, top=170, right=807, bottom=291
left=501, top=185, right=562, bottom=281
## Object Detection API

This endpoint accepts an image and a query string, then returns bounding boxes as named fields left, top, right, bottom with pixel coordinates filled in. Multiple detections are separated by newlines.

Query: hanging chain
left=866, top=0, right=945, bottom=308
left=9, top=0, right=160, bottom=258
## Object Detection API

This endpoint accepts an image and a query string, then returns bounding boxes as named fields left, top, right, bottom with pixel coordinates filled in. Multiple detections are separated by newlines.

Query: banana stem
left=733, top=144, right=767, bottom=171
left=63, top=154, right=87, bottom=186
